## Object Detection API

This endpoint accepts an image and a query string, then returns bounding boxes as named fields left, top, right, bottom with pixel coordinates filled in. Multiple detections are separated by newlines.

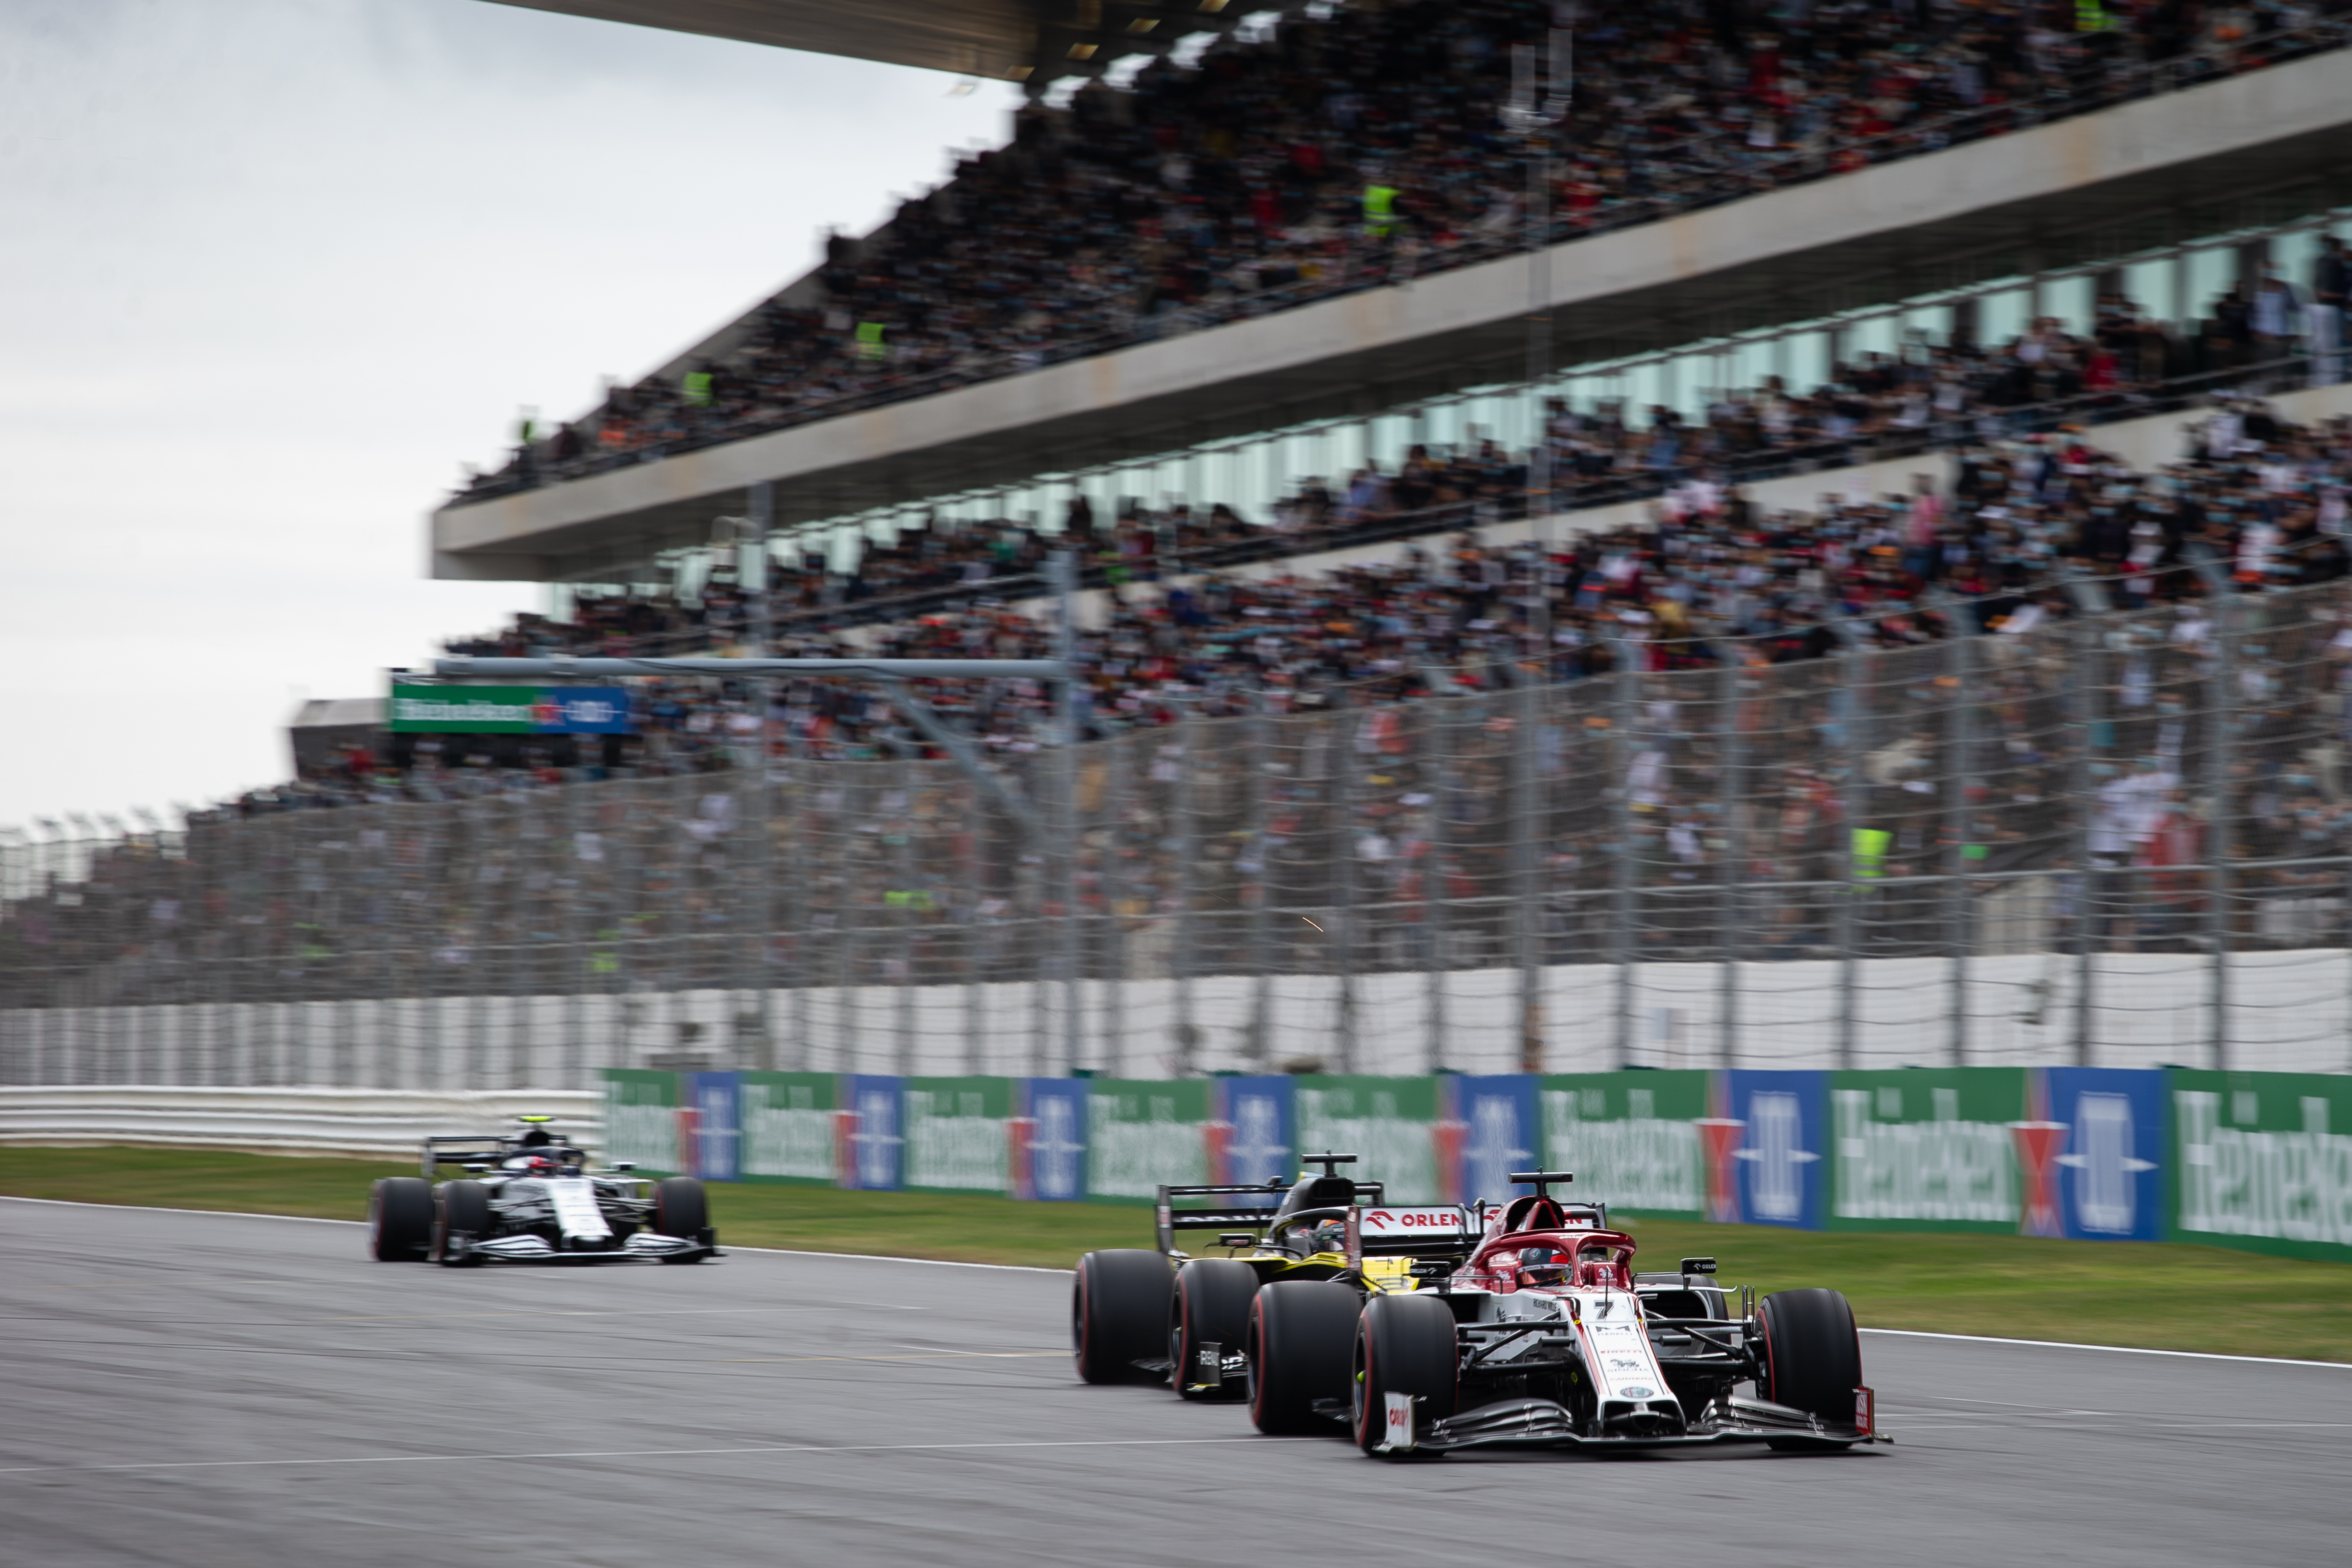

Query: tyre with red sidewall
left=1756, top=1287, right=1862, bottom=1450
left=1246, top=1279, right=1360, bottom=1435
left=1351, top=1291, right=1458, bottom=1454
left=433, top=1179, right=491, bottom=1268
left=368, top=1177, right=432, bottom=1262
left=1073, top=1250, right=1172, bottom=1385
left=1171, top=1259, right=1260, bottom=1401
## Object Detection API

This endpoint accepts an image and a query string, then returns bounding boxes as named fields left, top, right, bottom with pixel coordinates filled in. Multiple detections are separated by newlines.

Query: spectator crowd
left=453, top=0, right=2352, bottom=503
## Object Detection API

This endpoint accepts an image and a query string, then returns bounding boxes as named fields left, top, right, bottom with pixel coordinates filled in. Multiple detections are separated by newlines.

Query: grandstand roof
left=480, top=0, right=1244, bottom=90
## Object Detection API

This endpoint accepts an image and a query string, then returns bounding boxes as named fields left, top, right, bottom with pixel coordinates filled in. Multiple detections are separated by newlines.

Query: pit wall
left=606, top=1066, right=2352, bottom=1265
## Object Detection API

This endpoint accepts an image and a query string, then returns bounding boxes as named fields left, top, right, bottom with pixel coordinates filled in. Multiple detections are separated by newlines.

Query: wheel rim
left=1352, top=1329, right=1371, bottom=1445
left=1073, top=1268, right=1090, bottom=1373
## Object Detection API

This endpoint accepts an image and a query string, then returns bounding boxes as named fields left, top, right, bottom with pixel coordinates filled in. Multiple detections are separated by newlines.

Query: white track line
left=1861, top=1327, right=2352, bottom=1370
left=9, top=1197, right=2347, bottom=1366
left=0, top=1436, right=1284, bottom=1478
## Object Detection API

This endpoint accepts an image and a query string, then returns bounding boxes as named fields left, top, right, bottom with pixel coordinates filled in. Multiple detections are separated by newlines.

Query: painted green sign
left=737, top=1072, right=838, bottom=1185
left=1295, top=1075, right=1441, bottom=1205
left=1086, top=1078, right=1211, bottom=1204
left=1828, top=1069, right=2025, bottom=1234
left=1539, top=1071, right=1708, bottom=1217
left=2172, top=1070, right=2352, bottom=1262
left=903, top=1076, right=1011, bottom=1193
left=600, top=1068, right=680, bottom=1177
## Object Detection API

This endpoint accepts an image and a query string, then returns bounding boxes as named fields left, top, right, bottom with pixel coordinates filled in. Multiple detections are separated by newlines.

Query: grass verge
left=6, top=1146, right=2348, bottom=1362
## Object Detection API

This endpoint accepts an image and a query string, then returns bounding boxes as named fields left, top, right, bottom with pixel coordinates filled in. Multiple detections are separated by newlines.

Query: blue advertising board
left=841, top=1074, right=903, bottom=1191
left=1723, top=1070, right=1829, bottom=1230
left=1448, top=1074, right=1539, bottom=1207
left=537, top=687, right=635, bottom=734
left=1019, top=1078, right=1088, bottom=1202
left=2042, top=1067, right=2166, bottom=1242
left=685, top=1071, right=740, bottom=1183
left=1213, top=1075, right=1295, bottom=1205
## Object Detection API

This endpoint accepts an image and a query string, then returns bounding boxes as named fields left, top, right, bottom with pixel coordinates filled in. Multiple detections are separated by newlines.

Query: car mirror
left=1680, top=1256, right=1718, bottom=1275
left=612, top=1161, right=636, bottom=1173
left=1217, top=1232, right=1258, bottom=1248
left=463, top=1162, right=490, bottom=1174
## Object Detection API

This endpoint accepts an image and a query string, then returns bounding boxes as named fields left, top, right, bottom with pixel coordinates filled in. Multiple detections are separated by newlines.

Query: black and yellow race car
left=1073, top=1153, right=1398, bottom=1398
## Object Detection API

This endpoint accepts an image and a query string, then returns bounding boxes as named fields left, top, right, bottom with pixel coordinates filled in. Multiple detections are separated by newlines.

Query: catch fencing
left=11, top=576, right=2352, bottom=1086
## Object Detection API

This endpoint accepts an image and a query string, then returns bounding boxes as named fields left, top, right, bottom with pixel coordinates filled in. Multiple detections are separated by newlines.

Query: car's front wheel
left=1756, top=1287, right=1863, bottom=1450
left=368, top=1177, right=433, bottom=1262
left=1352, top=1292, right=1458, bottom=1455
left=653, top=1177, right=709, bottom=1264
left=1072, top=1250, right=1171, bottom=1385
left=433, top=1180, right=491, bottom=1268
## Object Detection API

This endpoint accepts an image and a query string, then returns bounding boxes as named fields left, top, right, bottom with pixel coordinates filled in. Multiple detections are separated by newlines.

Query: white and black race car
left=368, top=1116, right=718, bottom=1267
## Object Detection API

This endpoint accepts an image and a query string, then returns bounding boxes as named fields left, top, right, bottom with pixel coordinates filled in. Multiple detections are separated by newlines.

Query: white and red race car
left=1241, top=1172, right=1885, bottom=1457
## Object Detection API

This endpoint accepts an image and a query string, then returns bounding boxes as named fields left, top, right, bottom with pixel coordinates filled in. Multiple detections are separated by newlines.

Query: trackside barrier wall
left=586, top=1067, right=2352, bottom=1262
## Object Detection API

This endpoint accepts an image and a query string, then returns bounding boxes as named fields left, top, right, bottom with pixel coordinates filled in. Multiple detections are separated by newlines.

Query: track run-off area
left=5, top=1199, right=2348, bottom=1567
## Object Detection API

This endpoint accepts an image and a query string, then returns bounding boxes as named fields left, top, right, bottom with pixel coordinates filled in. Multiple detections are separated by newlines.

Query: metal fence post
left=1832, top=622, right=1865, bottom=1072
left=1106, top=734, right=1129, bottom=1078
left=1515, top=656, right=1544, bottom=1072
left=1941, top=606, right=1976, bottom=1067
left=1247, top=693, right=1270, bottom=1069
left=1333, top=701, right=1358, bottom=1071
left=1611, top=636, right=1637, bottom=1068
left=2069, top=613, right=2101, bottom=1068
left=1717, top=647, right=1743, bottom=1069
left=1426, top=692, right=1450, bottom=1075
left=2189, top=546, right=2234, bottom=1070
left=1176, top=702, right=1199, bottom=1075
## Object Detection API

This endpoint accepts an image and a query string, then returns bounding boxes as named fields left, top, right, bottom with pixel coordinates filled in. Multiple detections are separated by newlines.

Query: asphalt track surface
left=5, top=1201, right=2350, bottom=1568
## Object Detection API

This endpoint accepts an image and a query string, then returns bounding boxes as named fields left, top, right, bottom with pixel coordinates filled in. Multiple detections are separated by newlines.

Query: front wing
left=451, top=1227, right=721, bottom=1264
left=1380, top=1392, right=1886, bottom=1455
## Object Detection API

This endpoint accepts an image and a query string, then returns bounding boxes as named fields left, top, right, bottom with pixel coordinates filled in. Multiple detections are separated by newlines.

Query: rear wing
left=419, top=1135, right=510, bottom=1177
left=1344, top=1205, right=1480, bottom=1266
left=1153, top=1181, right=1387, bottom=1255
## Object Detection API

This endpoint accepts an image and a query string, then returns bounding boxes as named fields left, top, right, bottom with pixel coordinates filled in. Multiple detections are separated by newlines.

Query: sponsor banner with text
left=1538, top=1072, right=1708, bottom=1219
left=1828, top=1069, right=2026, bottom=1235
left=735, top=1072, right=839, bottom=1185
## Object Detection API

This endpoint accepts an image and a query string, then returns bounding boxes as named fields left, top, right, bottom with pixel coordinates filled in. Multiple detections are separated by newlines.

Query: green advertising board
left=903, top=1077, right=1012, bottom=1193
left=600, top=1068, right=681, bottom=1177
left=388, top=686, right=544, bottom=733
left=1539, top=1072, right=1708, bottom=1217
left=1827, top=1069, right=2025, bottom=1234
left=1295, top=1075, right=1441, bottom=1204
left=1086, top=1078, right=1212, bottom=1204
left=738, top=1072, right=838, bottom=1185
left=2172, top=1070, right=2352, bottom=1262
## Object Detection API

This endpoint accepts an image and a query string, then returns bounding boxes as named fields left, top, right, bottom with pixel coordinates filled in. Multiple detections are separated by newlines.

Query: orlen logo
left=1359, top=1207, right=1467, bottom=1234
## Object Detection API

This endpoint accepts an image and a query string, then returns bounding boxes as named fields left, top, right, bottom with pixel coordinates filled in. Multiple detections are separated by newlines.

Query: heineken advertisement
left=596, top=1067, right=2352, bottom=1262
left=387, top=684, right=635, bottom=734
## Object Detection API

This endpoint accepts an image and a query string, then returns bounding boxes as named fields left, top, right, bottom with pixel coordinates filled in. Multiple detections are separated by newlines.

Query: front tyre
left=1171, top=1259, right=1259, bottom=1401
left=1073, top=1250, right=1173, bottom=1385
left=1352, top=1292, right=1458, bottom=1454
left=433, top=1179, right=491, bottom=1268
left=1246, top=1279, right=1360, bottom=1436
left=368, top=1177, right=433, bottom=1262
left=653, top=1177, right=710, bottom=1264
left=1756, top=1287, right=1863, bottom=1450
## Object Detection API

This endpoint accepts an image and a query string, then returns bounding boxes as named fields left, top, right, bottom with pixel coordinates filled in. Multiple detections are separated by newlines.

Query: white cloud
left=0, top=0, right=1014, bottom=826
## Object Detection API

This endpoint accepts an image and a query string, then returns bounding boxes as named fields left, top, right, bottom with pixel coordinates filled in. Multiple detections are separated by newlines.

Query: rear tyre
left=1171, top=1259, right=1260, bottom=1401
left=368, top=1177, right=433, bottom=1262
left=1073, top=1250, right=1173, bottom=1385
left=1352, top=1292, right=1459, bottom=1454
left=653, top=1177, right=709, bottom=1264
left=1247, top=1279, right=1361, bottom=1436
left=433, top=1179, right=491, bottom=1268
left=1756, top=1287, right=1862, bottom=1450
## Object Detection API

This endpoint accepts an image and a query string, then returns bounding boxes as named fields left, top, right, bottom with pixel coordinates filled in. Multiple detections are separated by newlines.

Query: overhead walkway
left=431, top=48, right=2352, bottom=582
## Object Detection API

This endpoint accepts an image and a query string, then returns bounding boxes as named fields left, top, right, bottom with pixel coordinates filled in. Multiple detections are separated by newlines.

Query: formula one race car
left=1073, top=1154, right=1385, bottom=1400
left=367, top=1115, right=719, bottom=1267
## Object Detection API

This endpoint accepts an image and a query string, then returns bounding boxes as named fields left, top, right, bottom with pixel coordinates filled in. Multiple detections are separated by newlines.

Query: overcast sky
left=0, top=0, right=1016, bottom=831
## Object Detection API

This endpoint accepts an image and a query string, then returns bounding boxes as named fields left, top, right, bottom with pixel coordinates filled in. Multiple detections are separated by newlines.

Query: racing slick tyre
left=1247, top=1279, right=1361, bottom=1436
left=1755, top=1288, right=1863, bottom=1450
left=368, top=1177, right=433, bottom=1262
left=1352, top=1292, right=1458, bottom=1455
left=1170, top=1259, right=1260, bottom=1401
left=1073, top=1250, right=1173, bottom=1385
left=653, top=1177, right=709, bottom=1264
left=433, top=1179, right=492, bottom=1268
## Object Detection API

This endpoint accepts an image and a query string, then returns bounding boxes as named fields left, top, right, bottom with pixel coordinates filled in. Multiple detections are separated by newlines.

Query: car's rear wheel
left=1756, top=1287, right=1863, bottom=1450
left=1170, top=1259, right=1259, bottom=1401
left=368, top=1177, right=433, bottom=1262
left=1246, top=1279, right=1360, bottom=1436
left=1352, top=1292, right=1458, bottom=1454
left=433, top=1179, right=491, bottom=1268
left=653, top=1177, right=709, bottom=1264
left=1073, top=1250, right=1172, bottom=1385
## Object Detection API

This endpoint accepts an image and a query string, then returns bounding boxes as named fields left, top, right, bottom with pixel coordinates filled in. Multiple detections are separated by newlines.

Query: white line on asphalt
left=1861, top=1327, right=2352, bottom=1369
left=0, top=1436, right=1289, bottom=1477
